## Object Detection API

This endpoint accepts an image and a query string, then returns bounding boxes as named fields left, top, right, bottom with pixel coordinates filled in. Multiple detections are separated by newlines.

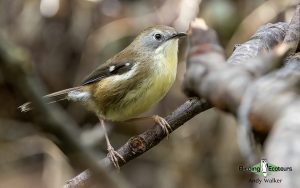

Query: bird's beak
left=167, top=32, right=187, bottom=41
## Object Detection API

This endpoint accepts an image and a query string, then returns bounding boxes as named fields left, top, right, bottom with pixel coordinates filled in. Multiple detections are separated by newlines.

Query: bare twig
left=64, top=98, right=212, bottom=187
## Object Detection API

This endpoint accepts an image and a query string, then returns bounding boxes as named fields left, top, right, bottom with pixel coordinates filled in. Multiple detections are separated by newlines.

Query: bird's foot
left=107, top=145, right=125, bottom=169
left=152, top=115, right=172, bottom=139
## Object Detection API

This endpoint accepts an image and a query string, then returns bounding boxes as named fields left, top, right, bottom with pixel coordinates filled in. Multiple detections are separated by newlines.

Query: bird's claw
left=153, top=115, right=172, bottom=139
left=107, top=145, right=125, bottom=169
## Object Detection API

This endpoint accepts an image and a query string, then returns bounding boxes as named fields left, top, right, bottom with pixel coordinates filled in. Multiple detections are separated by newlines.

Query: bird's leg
left=126, top=115, right=172, bottom=138
left=99, top=119, right=125, bottom=169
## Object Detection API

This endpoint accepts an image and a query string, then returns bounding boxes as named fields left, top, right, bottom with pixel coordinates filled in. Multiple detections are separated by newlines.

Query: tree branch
left=184, top=20, right=289, bottom=114
left=64, top=98, right=212, bottom=188
left=283, top=3, right=300, bottom=55
left=183, top=6, right=300, bottom=188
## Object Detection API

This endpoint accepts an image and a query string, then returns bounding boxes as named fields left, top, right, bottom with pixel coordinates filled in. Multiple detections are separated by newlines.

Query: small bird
left=19, top=25, right=186, bottom=168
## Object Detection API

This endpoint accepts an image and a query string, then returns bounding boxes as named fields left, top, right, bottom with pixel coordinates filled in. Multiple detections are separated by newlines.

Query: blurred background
left=0, top=0, right=298, bottom=188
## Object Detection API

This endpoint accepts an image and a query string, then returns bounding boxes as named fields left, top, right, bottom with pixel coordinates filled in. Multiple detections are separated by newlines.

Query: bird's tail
left=19, top=86, right=83, bottom=112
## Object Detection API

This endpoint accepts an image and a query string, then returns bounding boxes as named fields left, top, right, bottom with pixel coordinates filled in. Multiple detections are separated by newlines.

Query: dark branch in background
left=185, top=3, right=299, bottom=126
left=247, top=4, right=300, bottom=132
left=227, top=22, right=288, bottom=65
left=183, top=5, right=300, bottom=188
left=250, top=55, right=300, bottom=188
left=255, top=5, right=300, bottom=188
left=0, top=34, right=131, bottom=188
left=225, top=0, right=297, bottom=55
left=183, top=19, right=291, bottom=164
left=183, top=20, right=289, bottom=117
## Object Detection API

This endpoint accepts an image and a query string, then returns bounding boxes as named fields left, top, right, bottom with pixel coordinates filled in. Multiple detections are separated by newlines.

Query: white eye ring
left=154, top=33, right=162, bottom=41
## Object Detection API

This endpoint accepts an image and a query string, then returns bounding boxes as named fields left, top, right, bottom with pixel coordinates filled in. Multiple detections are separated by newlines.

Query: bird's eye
left=154, top=33, right=162, bottom=41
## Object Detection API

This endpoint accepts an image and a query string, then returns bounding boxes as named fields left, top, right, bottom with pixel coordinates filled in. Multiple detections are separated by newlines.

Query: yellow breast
left=93, top=39, right=179, bottom=121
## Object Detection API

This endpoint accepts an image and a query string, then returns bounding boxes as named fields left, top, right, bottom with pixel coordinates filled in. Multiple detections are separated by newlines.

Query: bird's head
left=130, top=25, right=186, bottom=56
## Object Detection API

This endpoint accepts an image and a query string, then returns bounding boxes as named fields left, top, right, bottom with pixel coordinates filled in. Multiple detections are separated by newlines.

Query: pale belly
left=89, top=40, right=179, bottom=121
left=104, top=68, right=176, bottom=121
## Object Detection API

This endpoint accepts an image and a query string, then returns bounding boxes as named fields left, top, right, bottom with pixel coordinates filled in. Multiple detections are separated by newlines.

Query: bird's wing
left=81, top=59, right=135, bottom=85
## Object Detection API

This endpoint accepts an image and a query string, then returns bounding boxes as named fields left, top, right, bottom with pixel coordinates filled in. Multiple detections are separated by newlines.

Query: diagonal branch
left=65, top=98, right=212, bottom=188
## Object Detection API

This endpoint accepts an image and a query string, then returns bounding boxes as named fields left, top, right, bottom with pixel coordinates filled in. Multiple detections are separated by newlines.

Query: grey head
left=130, top=25, right=186, bottom=51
